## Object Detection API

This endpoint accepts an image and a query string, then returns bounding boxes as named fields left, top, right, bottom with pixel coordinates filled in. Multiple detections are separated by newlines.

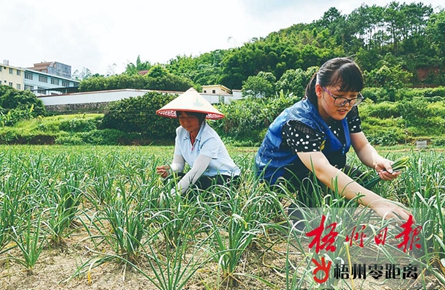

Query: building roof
left=202, top=84, right=231, bottom=91
left=138, top=70, right=149, bottom=76
left=29, top=61, right=55, bottom=70
left=25, top=69, right=79, bottom=83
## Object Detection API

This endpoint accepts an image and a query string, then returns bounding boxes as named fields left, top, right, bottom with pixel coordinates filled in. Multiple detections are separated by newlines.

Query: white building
left=0, top=60, right=79, bottom=94
left=0, top=60, right=25, bottom=90
left=23, top=69, right=79, bottom=95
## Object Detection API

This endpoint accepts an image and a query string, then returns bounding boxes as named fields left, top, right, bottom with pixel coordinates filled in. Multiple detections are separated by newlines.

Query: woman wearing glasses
left=255, top=57, right=411, bottom=221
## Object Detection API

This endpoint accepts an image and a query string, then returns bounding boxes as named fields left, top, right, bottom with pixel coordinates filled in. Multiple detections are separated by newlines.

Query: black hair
left=176, top=111, right=207, bottom=124
left=305, top=57, right=364, bottom=106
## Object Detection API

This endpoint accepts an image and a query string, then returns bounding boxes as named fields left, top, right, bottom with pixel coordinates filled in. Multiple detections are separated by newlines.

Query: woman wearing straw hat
left=156, top=87, right=241, bottom=196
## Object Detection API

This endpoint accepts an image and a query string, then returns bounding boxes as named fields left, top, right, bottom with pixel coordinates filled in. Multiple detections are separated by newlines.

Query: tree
left=106, top=63, right=118, bottom=76
left=364, top=63, right=413, bottom=92
left=72, top=68, right=93, bottom=80
left=144, top=65, right=195, bottom=91
left=276, top=66, right=318, bottom=98
left=78, top=65, right=194, bottom=92
left=166, top=50, right=226, bottom=86
left=241, top=71, right=276, bottom=98
left=146, top=65, right=167, bottom=78
left=426, top=10, right=445, bottom=56
left=75, top=2, right=445, bottom=91
left=125, top=55, right=152, bottom=75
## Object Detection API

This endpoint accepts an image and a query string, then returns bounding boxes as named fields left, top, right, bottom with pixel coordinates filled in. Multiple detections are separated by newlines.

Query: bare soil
left=1, top=223, right=442, bottom=290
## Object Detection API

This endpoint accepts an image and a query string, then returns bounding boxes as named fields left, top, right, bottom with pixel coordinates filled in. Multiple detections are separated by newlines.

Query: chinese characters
left=305, top=214, right=422, bottom=284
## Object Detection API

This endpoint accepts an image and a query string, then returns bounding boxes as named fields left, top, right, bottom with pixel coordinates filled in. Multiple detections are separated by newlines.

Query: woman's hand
left=375, top=158, right=401, bottom=181
left=156, top=165, right=170, bottom=178
left=369, top=198, right=413, bottom=223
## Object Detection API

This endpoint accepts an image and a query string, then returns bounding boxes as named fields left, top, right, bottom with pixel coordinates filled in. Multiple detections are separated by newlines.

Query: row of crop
left=0, top=146, right=444, bottom=288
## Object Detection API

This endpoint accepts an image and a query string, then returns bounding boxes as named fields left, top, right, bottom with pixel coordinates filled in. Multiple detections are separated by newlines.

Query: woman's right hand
left=156, top=165, right=170, bottom=178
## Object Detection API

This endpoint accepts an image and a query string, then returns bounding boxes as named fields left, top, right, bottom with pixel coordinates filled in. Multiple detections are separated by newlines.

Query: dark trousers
left=192, top=174, right=240, bottom=191
left=172, top=173, right=240, bottom=200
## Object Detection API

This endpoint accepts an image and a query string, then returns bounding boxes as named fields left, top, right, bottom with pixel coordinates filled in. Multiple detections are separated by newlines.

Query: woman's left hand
left=375, top=158, right=401, bottom=181
left=369, top=199, right=413, bottom=224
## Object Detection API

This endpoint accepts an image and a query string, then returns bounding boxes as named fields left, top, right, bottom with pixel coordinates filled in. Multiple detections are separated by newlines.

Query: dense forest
left=78, top=1, right=445, bottom=93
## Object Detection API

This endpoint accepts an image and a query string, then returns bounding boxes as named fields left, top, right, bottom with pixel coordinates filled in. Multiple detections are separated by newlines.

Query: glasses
left=321, top=86, right=363, bottom=107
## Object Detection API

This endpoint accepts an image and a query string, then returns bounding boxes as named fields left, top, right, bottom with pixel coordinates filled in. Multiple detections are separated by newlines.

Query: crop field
left=0, top=145, right=444, bottom=290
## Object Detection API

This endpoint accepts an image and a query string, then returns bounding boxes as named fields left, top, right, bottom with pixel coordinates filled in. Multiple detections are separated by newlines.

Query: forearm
left=170, top=154, right=185, bottom=172
left=298, top=152, right=385, bottom=207
left=351, top=132, right=387, bottom=169
left=315, top=165, right=384, bottom=207
left=329, top=171, right=405, bottom=217
left=297, top=151, right=410, bottom=220
left=174, top=155, right=212, bottom=194
left=355, top=143, right=385, bottom=169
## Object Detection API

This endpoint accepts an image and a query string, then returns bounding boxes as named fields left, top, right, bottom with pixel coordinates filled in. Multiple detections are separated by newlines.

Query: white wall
left=39, top=89, right=242, bottom=106
left=39, top=89, right=152, bottom=106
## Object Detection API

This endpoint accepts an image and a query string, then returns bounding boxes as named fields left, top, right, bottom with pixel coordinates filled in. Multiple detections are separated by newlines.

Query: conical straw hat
left=156, top=87, right=225, bottom=120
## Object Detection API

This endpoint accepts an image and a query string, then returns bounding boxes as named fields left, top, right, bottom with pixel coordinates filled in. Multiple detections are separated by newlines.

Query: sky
left=2, top=0, right=443, bottom=76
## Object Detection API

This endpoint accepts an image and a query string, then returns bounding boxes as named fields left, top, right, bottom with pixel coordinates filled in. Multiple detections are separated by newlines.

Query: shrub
left=394, top=87, right=445, bottom=102
left=432, top=136, right=445, bottom=146
left=359, top=102, right=400, bottom=119
left=213, top=92, right=300, bottom=144
left=37, top=122, right=60, bottom=133
left=56, top=129, right=127, bottom=145
left=0, top=128, right=56, bottom=145
left=77, top=129, right=127, bottom=145
left=55, top=135, right=85, bottom=145
left=0, top=108, right=34, bottom=126
left=0, top=85, right=46, bottom=126
left=396, top=99, right=435, bottom=127
left=361, top=87, right=382, bottom=103
left=0, top=129, right=20, bottom=143
left=101, top=92, right=179, bottom=140
left=366, top=129, right=405, bottom=146
left=59, top=118, right=99, bottom=132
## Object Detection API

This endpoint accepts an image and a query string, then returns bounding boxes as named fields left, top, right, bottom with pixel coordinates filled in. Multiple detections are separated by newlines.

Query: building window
left=9, top=68, right=13, bottom=74
left=51, top=78, right=60, bottom=85
left=25, top=85, right=33, bottom=90
left=39, top=75, right=48, bottom=83
left=9, top=82, right=13, bottom=87
left=17, top=70, right=21, bottom=76
left=37, top=87, right=46, bottom=94
left=212, top=90, right=216, bottom=94
left=16, top=84, right=21, bottom=90
left=204, top=90, right=207, bottom=93
left=25, top=72, right=33, bottom=80
left=62, top=80, right=69, bottom=87
left=0, top=67, right=2, bottom=72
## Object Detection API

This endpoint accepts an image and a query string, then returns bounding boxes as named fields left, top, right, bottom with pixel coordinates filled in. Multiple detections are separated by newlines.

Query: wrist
left=357, top=190, right=383, bottom=208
